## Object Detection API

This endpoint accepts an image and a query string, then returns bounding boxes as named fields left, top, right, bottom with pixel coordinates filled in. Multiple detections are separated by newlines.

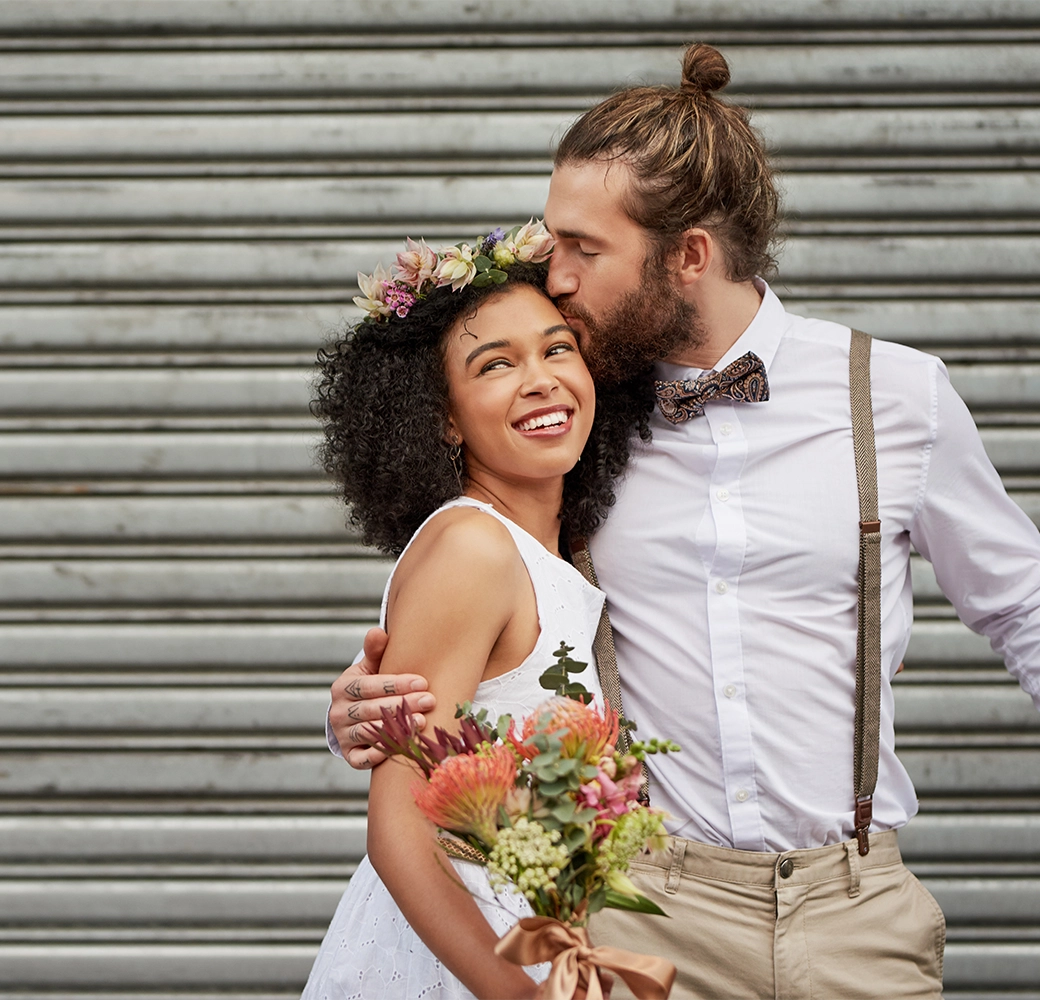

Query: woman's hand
left=328, top=626, right=437, bottom=768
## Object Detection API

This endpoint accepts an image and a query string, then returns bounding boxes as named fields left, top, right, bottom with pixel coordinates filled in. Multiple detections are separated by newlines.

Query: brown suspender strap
left=569, top=536, right=649, bottom=804
left=849, top=328, right=883, bottom=856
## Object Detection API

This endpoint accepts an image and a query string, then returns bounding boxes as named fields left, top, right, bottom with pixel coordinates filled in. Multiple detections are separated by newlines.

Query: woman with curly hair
left=302, top=226, right=652, bottom=1000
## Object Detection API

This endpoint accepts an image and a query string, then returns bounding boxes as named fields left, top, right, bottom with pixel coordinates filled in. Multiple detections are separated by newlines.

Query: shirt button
left=720, top=423, right=733, bottom=436
left=723, top=684, right=737, bottom=699
left=716, top=488, right=730, bottom=502
left=715, top=580, right=728, bottom=594
left=735, top=789, right=750, bottom=803
left=779, top=858, right=794, bottom=879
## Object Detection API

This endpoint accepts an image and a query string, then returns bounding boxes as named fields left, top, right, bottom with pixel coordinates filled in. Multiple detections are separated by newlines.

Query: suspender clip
left=859, top=520, right=881, bottom=534
left=854, top=795, right=873, bottom=856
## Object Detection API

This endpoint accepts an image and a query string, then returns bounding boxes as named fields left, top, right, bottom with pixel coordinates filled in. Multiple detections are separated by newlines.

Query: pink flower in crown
left=509, top=219, right=555, bottom=263
left=383, top=280, right=417, bottom=318
left=353, top=263, right=392, bottom=319
left=394, top=237, right=438, bottom=292
left=433, top=244, right=477, bottom=291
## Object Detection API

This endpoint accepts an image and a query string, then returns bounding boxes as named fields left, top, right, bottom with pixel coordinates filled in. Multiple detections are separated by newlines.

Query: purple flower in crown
left=479, top=228, right=507, bottom=257
left=383, top=280, right=418, bottom=319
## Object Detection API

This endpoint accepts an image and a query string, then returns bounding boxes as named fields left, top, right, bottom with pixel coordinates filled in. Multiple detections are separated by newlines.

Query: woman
left=301, top=226, right=651, bottom=999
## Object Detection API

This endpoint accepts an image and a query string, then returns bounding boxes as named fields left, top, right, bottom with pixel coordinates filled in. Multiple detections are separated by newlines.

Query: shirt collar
left=654, top=277, right=787, bottom=382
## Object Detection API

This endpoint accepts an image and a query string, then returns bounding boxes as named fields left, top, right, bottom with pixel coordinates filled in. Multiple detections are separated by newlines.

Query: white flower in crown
left=353, top=263, right=392, bottom=319
left=394, top=237, right=438, bottom=292
left=433, top=244, right=478, bottom=291
left=508, top=219, right=555, bottom=263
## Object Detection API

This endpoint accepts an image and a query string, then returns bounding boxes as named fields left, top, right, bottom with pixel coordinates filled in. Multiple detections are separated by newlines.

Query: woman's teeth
left=516, top=411, right=568, bottom=432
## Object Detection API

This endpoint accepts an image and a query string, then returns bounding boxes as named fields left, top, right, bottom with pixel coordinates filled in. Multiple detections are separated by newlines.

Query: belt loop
left=844, top=839, right=862, bottom=898
left=665, top=838, right=687, bottom=895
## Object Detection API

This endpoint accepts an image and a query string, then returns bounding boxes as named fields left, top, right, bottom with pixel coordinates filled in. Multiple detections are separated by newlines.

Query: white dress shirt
left=590, top=280, right=1040, bottom=853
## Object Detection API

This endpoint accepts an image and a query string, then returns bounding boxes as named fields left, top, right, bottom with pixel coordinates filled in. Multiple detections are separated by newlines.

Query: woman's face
left=442, top=284, right=595, bottom=491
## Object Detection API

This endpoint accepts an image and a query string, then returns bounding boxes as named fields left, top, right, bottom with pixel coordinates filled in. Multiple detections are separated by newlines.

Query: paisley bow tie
left=654, top=351, right=770, bottom=424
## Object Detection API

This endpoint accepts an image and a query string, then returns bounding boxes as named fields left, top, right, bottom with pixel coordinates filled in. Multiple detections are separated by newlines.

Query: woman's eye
left=547, top=343, right=575, bottom=357
left=479, top=358, right=511, bottom=374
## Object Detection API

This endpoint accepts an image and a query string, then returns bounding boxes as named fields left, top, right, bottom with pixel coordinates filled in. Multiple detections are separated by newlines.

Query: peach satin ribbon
left=495, top=916, right=675, bottom=999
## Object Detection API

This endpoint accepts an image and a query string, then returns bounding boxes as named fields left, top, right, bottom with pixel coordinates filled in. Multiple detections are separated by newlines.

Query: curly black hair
left=313, top=264, right=654, bottom=556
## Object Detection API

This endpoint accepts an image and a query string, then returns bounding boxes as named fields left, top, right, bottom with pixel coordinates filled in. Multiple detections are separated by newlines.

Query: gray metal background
left=0, top=0, right=1038, bottom=996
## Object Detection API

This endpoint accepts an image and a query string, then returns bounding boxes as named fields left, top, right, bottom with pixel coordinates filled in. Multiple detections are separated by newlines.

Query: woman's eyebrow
left=465, top=339, right=509, bottom=366
left=543, top=324, right=572, bottom=336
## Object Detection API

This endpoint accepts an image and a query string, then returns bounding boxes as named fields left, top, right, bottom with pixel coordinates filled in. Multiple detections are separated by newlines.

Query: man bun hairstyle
left=555, top=42, right=779, bottom=283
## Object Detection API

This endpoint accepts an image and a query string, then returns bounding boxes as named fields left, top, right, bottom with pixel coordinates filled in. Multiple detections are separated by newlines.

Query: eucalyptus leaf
left=471, top=272, right=492, bottom=288
left=474, top=255, right=494, bottom=270
left=488, top=269, right=508, bottom=283
left=587, top=885, right=608, bottom=914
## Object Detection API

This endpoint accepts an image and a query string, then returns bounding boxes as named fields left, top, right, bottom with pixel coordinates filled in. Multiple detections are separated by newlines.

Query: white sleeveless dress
left=301, top=498, right=606, bottom=1000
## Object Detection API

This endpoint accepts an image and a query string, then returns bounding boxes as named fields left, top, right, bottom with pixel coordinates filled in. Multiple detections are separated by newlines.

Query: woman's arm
left=366, top=509, right=540, bottom=999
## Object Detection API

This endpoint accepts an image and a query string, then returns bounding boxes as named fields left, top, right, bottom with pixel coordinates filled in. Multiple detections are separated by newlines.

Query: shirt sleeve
left=909, top=362, right=1040, bottom=708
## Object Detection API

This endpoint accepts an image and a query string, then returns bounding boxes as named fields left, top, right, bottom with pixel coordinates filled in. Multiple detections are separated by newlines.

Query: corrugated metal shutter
left=0, top=1, right=1038, bottom=995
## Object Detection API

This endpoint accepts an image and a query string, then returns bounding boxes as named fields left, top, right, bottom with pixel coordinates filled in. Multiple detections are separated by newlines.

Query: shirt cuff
left=326, top=703, right=344, bottom=759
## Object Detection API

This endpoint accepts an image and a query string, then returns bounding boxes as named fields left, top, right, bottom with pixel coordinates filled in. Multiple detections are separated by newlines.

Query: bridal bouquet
left=372, top=644, right=680, bottom=999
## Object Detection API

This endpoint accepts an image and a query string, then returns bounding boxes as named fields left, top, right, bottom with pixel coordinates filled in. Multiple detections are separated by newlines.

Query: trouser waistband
left=645, top=829, right=901, bottom=891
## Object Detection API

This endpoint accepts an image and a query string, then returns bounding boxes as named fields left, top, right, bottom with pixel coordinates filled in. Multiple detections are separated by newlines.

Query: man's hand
left=329, top=627, right=437, bottom=769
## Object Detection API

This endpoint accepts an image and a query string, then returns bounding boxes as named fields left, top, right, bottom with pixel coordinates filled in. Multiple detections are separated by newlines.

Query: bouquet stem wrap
left=495, top=916, right=675, bottom=999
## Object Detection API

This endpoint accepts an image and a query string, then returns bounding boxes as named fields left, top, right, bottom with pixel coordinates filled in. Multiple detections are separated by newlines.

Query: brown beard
left=557, top=264, right=704, bottom=385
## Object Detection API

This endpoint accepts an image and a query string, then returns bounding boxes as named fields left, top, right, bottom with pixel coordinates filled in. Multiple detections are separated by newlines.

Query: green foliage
left=604, top=890, right=668, bottom=916
left=538, top=641, right=593, bottom=700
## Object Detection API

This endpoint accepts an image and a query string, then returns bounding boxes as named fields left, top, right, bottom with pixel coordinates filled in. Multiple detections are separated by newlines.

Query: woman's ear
left=443, top=417, right=462, bottom=447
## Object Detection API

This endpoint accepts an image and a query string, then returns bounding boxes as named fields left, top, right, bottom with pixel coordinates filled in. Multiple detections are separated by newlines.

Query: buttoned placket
left=699, top=401, right=765, bottom=850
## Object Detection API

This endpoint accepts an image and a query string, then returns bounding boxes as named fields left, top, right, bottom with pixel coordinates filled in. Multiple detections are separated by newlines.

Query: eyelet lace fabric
left=301, top=499, right=605, bottom=999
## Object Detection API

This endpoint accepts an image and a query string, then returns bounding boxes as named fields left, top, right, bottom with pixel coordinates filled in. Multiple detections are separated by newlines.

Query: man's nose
left=546, top=254, right=577, bottom=297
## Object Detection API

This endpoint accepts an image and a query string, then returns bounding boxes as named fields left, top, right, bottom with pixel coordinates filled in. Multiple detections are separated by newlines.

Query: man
left=327, top=44, right=1040, bottom=999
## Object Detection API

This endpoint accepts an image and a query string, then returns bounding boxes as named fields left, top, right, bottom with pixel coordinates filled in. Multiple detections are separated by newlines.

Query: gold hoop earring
left=448, top=438, right=464, bottom=490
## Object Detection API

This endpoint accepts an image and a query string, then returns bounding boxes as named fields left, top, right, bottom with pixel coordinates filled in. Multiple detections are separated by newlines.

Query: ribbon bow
left=654, top=351, right=769, bottom=424
left=495, top=916, right=675, bottom=999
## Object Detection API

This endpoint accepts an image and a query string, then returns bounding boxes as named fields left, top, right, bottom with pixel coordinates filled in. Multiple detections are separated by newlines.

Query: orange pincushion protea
left=412, top=744, right=517, bottom=845
left=516, top=697, right=619, bottom=763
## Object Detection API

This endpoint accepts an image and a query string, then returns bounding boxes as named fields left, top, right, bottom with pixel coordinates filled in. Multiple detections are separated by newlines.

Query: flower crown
left=353, top=220, right=554, bottom=323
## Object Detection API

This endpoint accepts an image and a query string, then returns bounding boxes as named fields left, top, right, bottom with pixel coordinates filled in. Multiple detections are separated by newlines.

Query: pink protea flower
left=412, top=744, right=517, bottom=845
left=394, top=237, right=438, bottom=292
left=353, top=263, right=392, bottom=319
left=520, top=697, right=619, bottom=763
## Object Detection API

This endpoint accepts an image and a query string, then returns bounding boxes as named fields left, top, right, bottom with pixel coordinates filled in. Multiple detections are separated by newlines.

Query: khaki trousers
left=591, top=831, right=945, bottom=1000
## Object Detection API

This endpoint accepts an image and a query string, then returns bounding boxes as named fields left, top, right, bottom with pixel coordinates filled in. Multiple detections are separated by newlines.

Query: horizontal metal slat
left=893, top=684, right=1040, bottom=730
left=0, top=943, right=314, bottom=988
left=0, top=878, right=344, bottom=925
left=0, top=496, right=350, bottom=542
left=922, top=878, right=1040, bottom=923
left=900, top=749, right=1040, bottom=794
left=0, top=368, right=312, bottom=414
left=5, top=172, right=1039, bottom=226
left=3, top=0, right=1038, bottom=32
left=0, top=558, right=390, bottom=605
left=4, top=236, right=1040, bottom=289
left=0, top=688, right=329, bottom=732
left=0, top=622, right=366, bottom=667
left=0, top=815, right=365, bottom=860
left=0, top=304, right=349, bottom=351
left=905, top=621, right=1001, bottom=666
left=942, top=942, right=1040, bottom=988
left=4, top=45, right=1040, bottom=98
left=1, top=108, right=1038, bottom=161
left=781, top=299, right=1040, bottom=347
left=900, top=813, right=1040, bottom=859
left=0, top=749, right=368, bottom=797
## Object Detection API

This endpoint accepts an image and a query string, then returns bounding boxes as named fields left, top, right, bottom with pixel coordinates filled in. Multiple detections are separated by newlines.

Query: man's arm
left=910, top=365, right=1040, bottom=708
left=327, top=626, right=438, bottom=768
